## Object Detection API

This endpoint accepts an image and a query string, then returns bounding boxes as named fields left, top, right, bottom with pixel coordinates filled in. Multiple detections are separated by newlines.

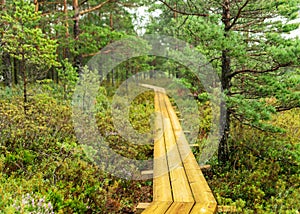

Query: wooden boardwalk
left=140, top=84, right=217, bottom=214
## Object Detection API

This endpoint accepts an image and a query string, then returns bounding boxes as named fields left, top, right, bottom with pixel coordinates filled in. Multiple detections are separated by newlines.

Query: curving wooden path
left=140, top=84, right=217, bottom=214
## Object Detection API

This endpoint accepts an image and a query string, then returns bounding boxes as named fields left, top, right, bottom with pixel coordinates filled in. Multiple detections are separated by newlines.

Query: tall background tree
left=147, top=0, right=300, bottom=164
left=0, top=0, right=145, bottom=88
left=0, top=0, right=59, bottom=111
left=0, top=0, right=12, bottom=87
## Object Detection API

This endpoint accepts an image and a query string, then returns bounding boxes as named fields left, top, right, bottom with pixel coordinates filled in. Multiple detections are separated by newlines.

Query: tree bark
left=73, top=0, right=82, bottom=71
left=1, top=0, right=12, bottom=87
left=14, top=58, right=18, bottom=85
left=2, top=53, right=12, bottom=87
left=0, top=0, right=5, bottom=8
left=111, top=69, right=114, bottom=86
left=64, top=0, right=70, bottom=59
left=22, top=52, right=28, bottom=114
left=79, top=0, right=111, bottom=16
left=34, top=0, right=39, bottom=12
left=218, top=0, right=231, bottom=164
left=110, top=12, right=113, bottom=30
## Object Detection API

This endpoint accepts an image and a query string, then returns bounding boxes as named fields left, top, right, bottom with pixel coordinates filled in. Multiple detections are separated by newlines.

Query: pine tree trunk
left=1, top=0, right=12, bottom=87
left=13, top=58, right=18, bottom=85
left=64, top=0, right=70, bottom=59
left=73, top=0, right=82, bottom=71
left=110, top=13, right=113, bottom=30
left=22, top=53, right=28, bottom=114
left=2, top=53, right=12, bottom=87
left=34, top=0, right=39, bottom=12
left=219, top=0, right=232, bottom=164
left=0, top=0, right=5, bottom=10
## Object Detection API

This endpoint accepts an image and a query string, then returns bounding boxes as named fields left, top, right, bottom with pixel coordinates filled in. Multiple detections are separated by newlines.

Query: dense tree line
left=1, top=0, right=300, bottom=169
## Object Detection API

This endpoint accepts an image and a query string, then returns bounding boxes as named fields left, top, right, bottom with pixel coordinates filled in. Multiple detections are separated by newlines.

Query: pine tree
left=150, top=0, right=300, bottom=164
left=0, top=0, right=59, bottom=112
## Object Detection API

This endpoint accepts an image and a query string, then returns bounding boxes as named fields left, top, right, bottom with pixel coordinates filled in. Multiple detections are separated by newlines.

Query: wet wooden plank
left=165, top=202, right=194, bottom=214
left=137, top=202, right=151, bottom=209
left=159, top=93, right=194, bottom=203
left=153, top=92, right=172, bottom=202
left=190, top=203, right=217, bottom=214
left=142, top=201, right=173, bottom=214
left=140, top=86, right=217, bottom=214
left=162, top=91, right=217, bottom=211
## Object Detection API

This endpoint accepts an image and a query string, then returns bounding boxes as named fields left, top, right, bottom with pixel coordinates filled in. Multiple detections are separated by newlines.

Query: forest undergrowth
left=0, top=82, right=299, bottom=213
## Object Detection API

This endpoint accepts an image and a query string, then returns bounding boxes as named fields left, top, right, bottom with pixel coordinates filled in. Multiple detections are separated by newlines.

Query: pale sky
left=285, top=15, right=300, bottom=38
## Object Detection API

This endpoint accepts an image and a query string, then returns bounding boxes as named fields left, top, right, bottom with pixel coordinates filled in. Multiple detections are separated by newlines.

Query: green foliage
left=0, top=0, right=60, bottom=73
left=95, top=86, right=155, bottom=161
left=57, top=59, right=78, bottom=99
left=205, top=109, right=300, bottom=213
left=79, top=25, right=125, bottom=56
left=0, top=82, right=153, bottom=213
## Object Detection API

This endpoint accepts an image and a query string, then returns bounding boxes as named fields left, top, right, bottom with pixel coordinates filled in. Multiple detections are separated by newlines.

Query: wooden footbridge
left=138, top=84, right=218, bottom=214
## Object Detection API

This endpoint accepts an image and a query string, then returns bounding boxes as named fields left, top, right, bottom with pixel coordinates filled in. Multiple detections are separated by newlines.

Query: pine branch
left=232, top=114, right=270, bottom=132
left=227, top=0, right=250, bottom=31
left=79, top=0, right=111, bottom=16
left=178, top=16, right=189, bottom=29
left=228, top=62, right=293, bottom=78
left=158, top=0, right=209, bottom=17
left=232, top=20, right=262, bottom=31
left=276, top=105, right=300, bottom=112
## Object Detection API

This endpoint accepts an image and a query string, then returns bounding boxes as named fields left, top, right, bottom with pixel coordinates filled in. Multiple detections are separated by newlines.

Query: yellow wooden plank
left=200, top=165, right=211, bottom=170
left=177, top=139, right=217, bottom=206
left=139, top=83, right=166, bottom=94
left=137, top=202, right=151, bottom=209
left=162, top=93, right=182, bottom=132
left=190, top=203, right=217, bottom=214
left=141, top=170, right=153, bottom=175
left=158, top=94, right=194, bottom=203
left=182, top=153, right=216, bottom=204
left=142, top=201, right=173, bottom=214
left=165, top=202, right=194, bottom=214
left=148, top=88, right=217, bottom=214
left=163, top=119, right=182, bottom=170
left=153, top=93, right=173, bottom=202
left=162, top=92, right=217, bottom=211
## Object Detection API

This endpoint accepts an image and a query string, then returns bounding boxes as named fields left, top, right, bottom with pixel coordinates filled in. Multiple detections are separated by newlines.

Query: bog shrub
left=206, top=109, right=300, bottom=213
left=0, top=84, right=154, bottom=213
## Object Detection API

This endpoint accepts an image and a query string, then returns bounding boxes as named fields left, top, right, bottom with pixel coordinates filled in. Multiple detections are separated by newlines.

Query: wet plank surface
left=141, top=84, right=217, bottom=214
